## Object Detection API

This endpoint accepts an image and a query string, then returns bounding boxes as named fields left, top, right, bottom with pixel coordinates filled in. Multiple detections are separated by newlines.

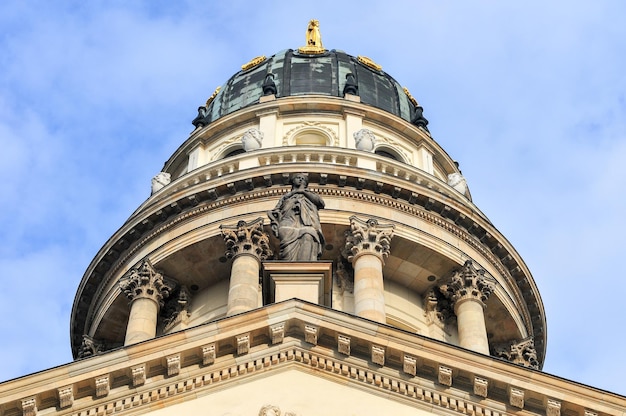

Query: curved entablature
left=70, top=159, right=546, bottom=366
left=164, top=96, right=462, bottom=200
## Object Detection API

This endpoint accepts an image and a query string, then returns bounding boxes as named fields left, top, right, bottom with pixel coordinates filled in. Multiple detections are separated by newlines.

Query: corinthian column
left=344, top=216, right=394, bottom=323
left=439, top=260, right=494, bottom=354
left=119, top=259, right=173, bottom=345
left=221, top=218, right=272, bottom=316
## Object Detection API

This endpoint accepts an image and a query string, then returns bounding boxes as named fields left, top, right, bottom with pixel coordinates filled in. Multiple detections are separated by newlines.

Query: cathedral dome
left=70, top=21, right=545, bottom=371
left=192, top=49, right=429, bottom=130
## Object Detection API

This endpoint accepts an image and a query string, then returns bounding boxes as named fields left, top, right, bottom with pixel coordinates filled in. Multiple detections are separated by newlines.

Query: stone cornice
left=5, top=301, right=623, bottom=416
left=71, top=163, right=545, bottom=365
left=164, top=95, right=441, bottom=175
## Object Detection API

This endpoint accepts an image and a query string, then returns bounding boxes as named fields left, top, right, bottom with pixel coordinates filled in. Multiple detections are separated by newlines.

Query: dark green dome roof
left=192, top=49, right=428, bottom=130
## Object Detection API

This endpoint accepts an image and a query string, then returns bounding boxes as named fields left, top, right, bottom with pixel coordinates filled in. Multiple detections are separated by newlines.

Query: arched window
left=375, top=147, right=404, bottom=162
left=223, top=148, right=245, bottom=158
left=294, top=130, right=328, bottom=146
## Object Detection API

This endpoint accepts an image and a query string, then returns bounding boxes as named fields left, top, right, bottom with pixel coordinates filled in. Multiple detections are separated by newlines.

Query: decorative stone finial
left=298, top=19, right=325, bottom=54
left=343, top=73, right=358, bottom=96
left=262, top=73, right=277, bottom=96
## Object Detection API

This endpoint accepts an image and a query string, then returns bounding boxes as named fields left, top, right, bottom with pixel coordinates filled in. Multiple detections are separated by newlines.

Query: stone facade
left=2, top=300, right=624, bottom=416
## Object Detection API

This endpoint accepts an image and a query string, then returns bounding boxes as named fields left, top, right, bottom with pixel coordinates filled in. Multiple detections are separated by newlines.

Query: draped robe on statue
left=269, top=189, right=325, bottom=262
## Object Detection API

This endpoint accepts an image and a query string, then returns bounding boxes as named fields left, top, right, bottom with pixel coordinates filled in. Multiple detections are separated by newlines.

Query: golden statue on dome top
left=298, top=19, right=326, bottom=54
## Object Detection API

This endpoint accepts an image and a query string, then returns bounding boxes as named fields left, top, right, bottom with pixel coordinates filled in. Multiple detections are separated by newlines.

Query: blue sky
left=1, top=1, right=625, bottom=396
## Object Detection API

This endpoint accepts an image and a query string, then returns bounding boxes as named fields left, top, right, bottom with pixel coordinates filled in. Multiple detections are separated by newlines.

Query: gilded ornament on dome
left=403, top=87, right=419, bottom=106
left=357, top=55, right=382, bottom=71
left=241, top=55, right=267, bottom=71
left=298, top=19, right=326, bottom=54
left=205, top=86, right=221, bottom=106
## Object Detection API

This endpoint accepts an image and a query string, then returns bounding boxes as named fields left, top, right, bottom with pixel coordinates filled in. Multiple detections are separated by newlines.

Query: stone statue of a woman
left=268, top=173, right=325, bottom=261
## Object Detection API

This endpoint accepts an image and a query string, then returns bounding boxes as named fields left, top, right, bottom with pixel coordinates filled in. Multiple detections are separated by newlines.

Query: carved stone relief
left=492, top=337, right=539, bottom=369
left=162, top=285, right=191, bottom=332
left=241, top=128, right=264, bottom=151
left=423, top=288, right=454, bottom=328
left=334, top=255, right=353, bottom=294
left=77, top=334, right=103, bottom=359
left=353, top=128, right=376, bottom=152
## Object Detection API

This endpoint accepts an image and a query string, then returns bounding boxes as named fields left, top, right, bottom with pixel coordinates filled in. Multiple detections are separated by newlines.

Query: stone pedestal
left=263, top=261, right=332, bottom=306
left=344, top=216, right=394, bottom=324
left=439, top=260, right=494, bottom=355
left=221, top=218, right=272, bottom=316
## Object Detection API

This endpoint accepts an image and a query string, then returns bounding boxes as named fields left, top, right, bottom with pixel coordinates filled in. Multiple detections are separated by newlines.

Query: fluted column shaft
left=221, top=218, right=272, bottom=316
left=119, top=259, right=173, bottom=346
left=439, top=260, right=494, bottom=354
left=345, top=216, right=394, bottom=324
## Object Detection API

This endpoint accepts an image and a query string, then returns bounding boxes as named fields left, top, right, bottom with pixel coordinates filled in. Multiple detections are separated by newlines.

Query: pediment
left=0, top=300, right=621, bottom=416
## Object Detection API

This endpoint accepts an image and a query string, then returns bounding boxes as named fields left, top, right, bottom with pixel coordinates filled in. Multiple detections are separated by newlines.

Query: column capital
left=439, top=260, right=494, bottom=308
left=221, top=217, right=272, bottom=261
left=344, top=216, right=394, bottom=263
left=119, top=259, right=173, bottom=308
left=77, top=334, right=103, bottom=359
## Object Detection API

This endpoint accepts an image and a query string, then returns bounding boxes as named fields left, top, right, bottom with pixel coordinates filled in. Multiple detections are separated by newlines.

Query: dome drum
left=71, top=162, right=544, bottom=365
left=70, top=32, right=545, bottom=371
